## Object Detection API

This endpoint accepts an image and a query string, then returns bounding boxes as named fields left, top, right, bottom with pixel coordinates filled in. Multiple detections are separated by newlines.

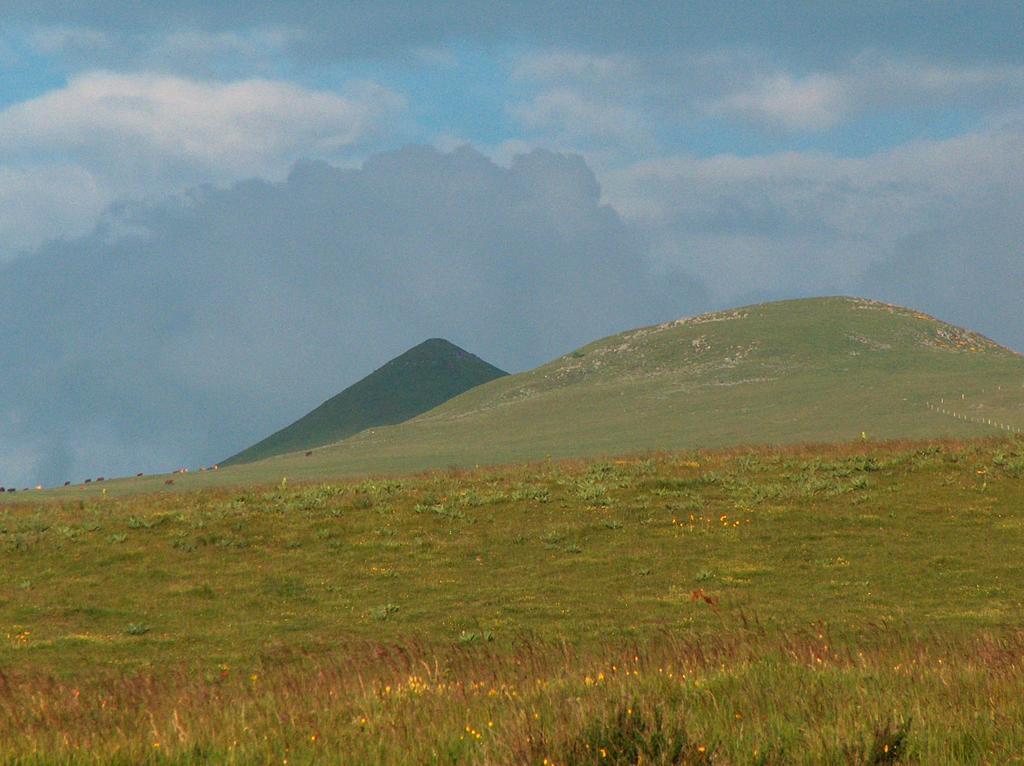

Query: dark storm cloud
left=0, top=146, right=705, bottom=488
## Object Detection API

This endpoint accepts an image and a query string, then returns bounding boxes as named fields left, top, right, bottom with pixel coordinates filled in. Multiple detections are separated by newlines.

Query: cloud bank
left=0, top=72, right=403, bottom=257
left=604, top=120, right=1024, bottom=350
left=0, top=146, right=703, bottom=488
left=708, top=52, right=1024, bottom=131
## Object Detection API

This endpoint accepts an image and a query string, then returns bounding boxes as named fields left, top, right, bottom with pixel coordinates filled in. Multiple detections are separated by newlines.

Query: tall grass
left=2, top=436, right=1024, bottom=763
left=2, top=627, right=1023, bottom=764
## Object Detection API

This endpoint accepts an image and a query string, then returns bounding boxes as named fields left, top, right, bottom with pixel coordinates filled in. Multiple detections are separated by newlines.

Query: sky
left=1, top=3, right=1023, bottom=487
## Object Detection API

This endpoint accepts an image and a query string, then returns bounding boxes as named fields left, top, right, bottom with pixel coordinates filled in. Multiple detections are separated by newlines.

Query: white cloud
left=511, top=51, right=635, bottom=83
left=709, top=73, right=849, bottom=130
left=508, top=50, right=656, bottom=147
left=709, top=52, right=1024, bottom=131
left=0, top=164, right=108, bottom=256
left=0, top=72, right=404, bottom=258
left=852, top=52, right=1024, bottom=103
left=0, top=72, right=403, bottom=175
left=603, top=121, right=1024, bottom=341
left=510, top=88, right=648, bottom=143
left=510, top=47, right=1024, bottom=138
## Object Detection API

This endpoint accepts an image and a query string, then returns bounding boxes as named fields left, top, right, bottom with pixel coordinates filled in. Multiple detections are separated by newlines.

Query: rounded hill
left=210, top=296, right=1023, bottom=483
left=47, top=296, right=1024, bottom=495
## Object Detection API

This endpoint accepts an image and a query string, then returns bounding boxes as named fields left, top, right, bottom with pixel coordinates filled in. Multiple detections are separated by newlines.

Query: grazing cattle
left=84, top=479, right=92, bottom=484
left=305, top=451, right=313, bottom=457
left=165, top=479, right=174, bottom=485
left=0, top=486, right=4, bottom=492
left=136, top=473, right=144, bottom=477
left=96, top=477, right=104, bottom=482
left=64, top=481, right=71, bottom=487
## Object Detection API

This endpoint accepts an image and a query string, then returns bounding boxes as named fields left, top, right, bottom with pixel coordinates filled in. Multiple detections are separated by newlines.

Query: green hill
left=8, top=299, right=1024, bottom=762
left=29, top=296, right=1024, bottom=497
left=222, top=338, right=507, bottom=466
left=233, top=296, right=1023, bottom=481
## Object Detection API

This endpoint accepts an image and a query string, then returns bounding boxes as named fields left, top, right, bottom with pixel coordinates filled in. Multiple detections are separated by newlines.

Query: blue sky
left=1, top=3, right=1023, bottom=486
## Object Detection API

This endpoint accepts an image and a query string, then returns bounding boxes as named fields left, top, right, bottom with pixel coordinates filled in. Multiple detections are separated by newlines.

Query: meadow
left=2, top=436, right=1024, bottom=763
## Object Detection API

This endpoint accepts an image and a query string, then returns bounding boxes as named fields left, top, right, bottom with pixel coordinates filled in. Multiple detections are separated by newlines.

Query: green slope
left=31, top=296, right=1024, bottom=498
left=222, top=338, right=507, bottom=465
left=244, top=296, right=1024, bottom=479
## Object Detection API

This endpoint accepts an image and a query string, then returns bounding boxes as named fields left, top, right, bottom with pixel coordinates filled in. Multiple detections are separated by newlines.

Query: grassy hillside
left=282, top=295, right=1023, bottom=476
left=222, top=338, right=507, bottom=466
left=16, top=296, right=1024, bottom=500
left=2, top=437, right=1024, bottom=763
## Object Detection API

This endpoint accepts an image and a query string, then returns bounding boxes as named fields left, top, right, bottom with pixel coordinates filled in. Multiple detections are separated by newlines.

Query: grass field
left=2, top=436, right=1023, bottom=763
